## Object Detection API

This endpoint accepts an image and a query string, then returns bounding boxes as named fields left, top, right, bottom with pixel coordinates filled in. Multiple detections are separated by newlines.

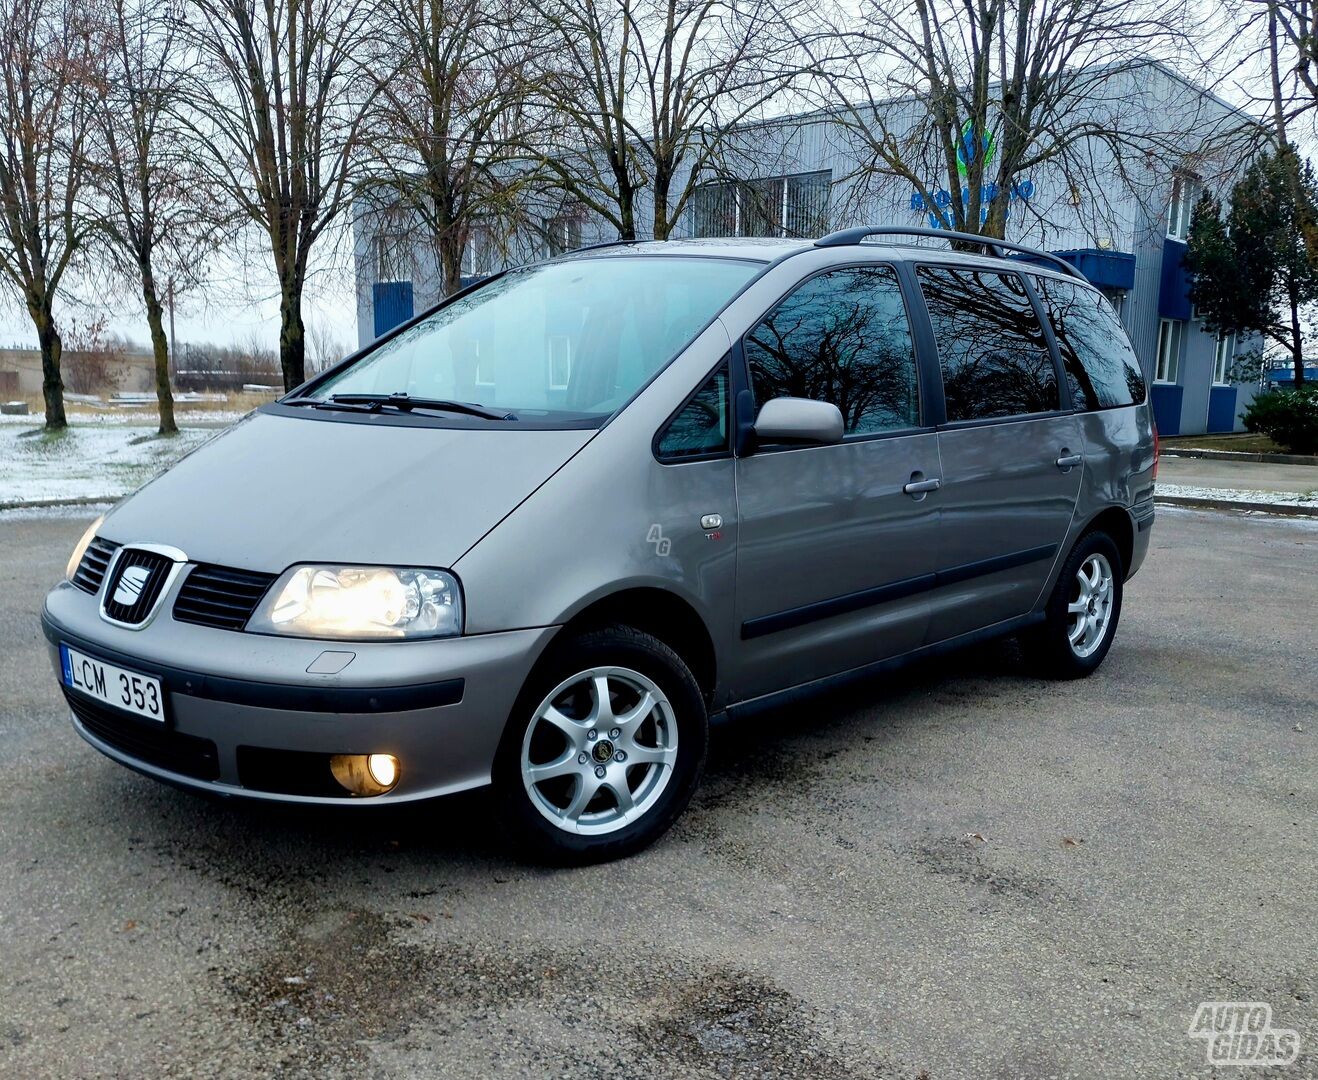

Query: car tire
left=1023, top=530, right=1124, bottom=680
left=492, top=625, right=708, bottom=865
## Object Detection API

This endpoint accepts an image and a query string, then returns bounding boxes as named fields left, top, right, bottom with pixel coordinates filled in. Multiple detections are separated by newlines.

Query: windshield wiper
left=331, top=393, right=516, bottom=421
left=285, top=392, right=516, bottom=421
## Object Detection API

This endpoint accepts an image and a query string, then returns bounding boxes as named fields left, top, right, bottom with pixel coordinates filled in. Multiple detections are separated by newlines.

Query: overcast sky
left=0, top=227, right=359, bottom=359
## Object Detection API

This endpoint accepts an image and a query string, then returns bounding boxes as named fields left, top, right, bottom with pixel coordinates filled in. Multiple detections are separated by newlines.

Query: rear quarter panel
left=1070, top=400, right=1156, bottom=580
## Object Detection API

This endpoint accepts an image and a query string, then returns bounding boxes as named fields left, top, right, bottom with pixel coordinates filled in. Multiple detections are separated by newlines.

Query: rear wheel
left=493, top=626, right=707, bottom=864
left=1023, top=530, right=1123, bottom=679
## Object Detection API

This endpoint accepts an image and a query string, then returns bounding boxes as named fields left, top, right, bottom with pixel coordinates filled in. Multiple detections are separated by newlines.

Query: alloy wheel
left=1067, top=552, right=1115, bottom=658
left=520, top=666, right=678, bottom=835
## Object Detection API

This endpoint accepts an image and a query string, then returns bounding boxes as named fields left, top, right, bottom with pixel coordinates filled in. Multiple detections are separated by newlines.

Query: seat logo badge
left=113, top=565, right=153, bottom=607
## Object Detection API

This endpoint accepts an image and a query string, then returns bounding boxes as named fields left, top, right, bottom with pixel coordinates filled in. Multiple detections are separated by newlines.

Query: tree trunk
left=278, top=285, right=307, bottom=391
left=33, top=304, right=67, bottom=430
left=614, top=163, right=637, bottom=241
left=440, top=233, right=464, bottom=297
left=1291, top=296, right=1306, bottom=387
left=143, top=279, right=177, bottom=435
left=652, top=167, right=672, bottom=240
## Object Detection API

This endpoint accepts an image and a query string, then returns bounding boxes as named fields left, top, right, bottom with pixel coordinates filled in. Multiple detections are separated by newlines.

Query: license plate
left=60, top=644, right=165, bottom=723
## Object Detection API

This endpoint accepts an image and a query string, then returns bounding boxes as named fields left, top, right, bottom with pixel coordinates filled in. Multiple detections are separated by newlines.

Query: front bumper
left=43, top=581, right=557, bottom=805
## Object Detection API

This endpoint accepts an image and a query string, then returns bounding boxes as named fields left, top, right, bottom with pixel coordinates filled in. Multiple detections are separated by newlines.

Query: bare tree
left=61, top=315, right=128, bottom=395
left=1258, top=1, right=1318, bottom=124
left=1225, top=2, right=1318, bottom=258
left=530, top=0, right=815, bottom=241
left=178, top=0, right=375, bottom=391
left=800, top=0, right=1200, bottom=239
left=306, top=315, right=346, bottom=371
left=0, top=0, right=97, bottom=429
left=527, top=0, right=642, bottom=239
left=361, top=0, right=541, bottom=298
left=89, top=0, right=217, bottom=434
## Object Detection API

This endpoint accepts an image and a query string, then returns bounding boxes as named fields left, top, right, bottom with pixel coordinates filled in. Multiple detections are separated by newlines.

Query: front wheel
left=493, top=626, right=708, bottom=864
left=1023, top=530, right=1124, bottom=679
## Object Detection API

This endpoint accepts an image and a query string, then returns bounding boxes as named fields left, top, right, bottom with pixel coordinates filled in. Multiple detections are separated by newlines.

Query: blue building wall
left=1158, top=240, right=1192, bottom=320
left=1207, top=386, right=1239, bottom=432
left=373, top=281, right=414, bottom=338
left=1151, top=384, right=1185, bottom=435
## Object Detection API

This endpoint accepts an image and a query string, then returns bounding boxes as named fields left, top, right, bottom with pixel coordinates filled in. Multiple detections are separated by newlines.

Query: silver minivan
left=43, top=227, right=1156, bottom=862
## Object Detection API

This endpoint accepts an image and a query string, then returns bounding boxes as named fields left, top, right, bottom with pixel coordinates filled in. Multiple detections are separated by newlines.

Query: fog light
left=367, top=753, right=398, bottom=788
left=329, top=753, right=400, bottom=796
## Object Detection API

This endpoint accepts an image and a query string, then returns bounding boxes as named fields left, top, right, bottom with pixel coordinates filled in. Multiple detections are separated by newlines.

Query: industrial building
left=355, top=60, right=1262, bottom=436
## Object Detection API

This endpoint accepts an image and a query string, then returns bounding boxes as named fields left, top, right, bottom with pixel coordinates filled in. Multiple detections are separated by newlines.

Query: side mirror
left=752, top=397, right=845, bottom=446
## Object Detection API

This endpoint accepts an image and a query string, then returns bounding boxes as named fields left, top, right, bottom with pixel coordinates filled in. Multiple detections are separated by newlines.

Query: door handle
left=1055, top=453, right=1083, bottom=469
left=903, top=477, right=942, bottom=495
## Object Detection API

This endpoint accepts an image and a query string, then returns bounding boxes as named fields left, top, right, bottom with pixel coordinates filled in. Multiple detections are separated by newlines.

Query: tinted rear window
left=917, top=267, right=1059, bottom=421
left=1031, top=276, right=1146, bottom=409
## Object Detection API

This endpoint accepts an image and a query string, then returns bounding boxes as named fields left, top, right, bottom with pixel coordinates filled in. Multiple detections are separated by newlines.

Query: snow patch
left=0, top=424, right=215, bottom=506
left=1155, top=483, right=1318, bottom=508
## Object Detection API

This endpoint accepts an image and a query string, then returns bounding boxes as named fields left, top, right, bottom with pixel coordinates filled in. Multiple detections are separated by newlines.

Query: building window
left=1099, top=288, right=1126, bottom=318
left=1156, top=318, right=1184, bottom=383
left=546, top=216, right=583, bottom=257
left=1167, top=174, right=1201, bottom=241
left=374, top=232, right=412, bottom=283
left=690, top=171, right=831, bottom=239
left=463, top=226, right=495, bottom=276
left=547, top=335, right=571, bottom=390
left=1212, top=333, right=1234, bottom=384
left=474, top=343, right=494, bottom=391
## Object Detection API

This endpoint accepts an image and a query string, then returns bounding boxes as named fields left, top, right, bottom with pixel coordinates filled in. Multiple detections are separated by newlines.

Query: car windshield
left=305, top=256, right=760, bottom=421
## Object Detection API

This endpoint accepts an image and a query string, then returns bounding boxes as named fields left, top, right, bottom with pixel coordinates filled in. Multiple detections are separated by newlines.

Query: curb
left=0, top=496, right=115, bottom=513
left=1162, top=448, right=1318, bottom=466
left=1155, top=495, right=1318, bottom=518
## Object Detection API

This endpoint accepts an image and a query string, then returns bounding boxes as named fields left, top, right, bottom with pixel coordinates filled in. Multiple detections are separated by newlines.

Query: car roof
left=561, top=237, right=814, bottom=262
left=559, top=236, right=1086, bottom=286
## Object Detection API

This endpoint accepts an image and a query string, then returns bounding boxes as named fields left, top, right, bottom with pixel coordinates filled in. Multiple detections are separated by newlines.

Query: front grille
left=173, top=564, right=277, bottom=631
left=101, top=548, right=175, bottom=626
left=71, top=537, right=120, bottom=595
left=65, top=689, right=220, bottom=781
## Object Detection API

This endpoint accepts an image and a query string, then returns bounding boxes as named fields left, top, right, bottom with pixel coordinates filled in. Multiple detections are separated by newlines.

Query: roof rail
left=814, top=226, right=1089, bottom=283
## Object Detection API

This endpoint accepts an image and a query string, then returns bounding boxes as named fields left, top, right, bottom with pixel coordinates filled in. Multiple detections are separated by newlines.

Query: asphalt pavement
left=0, top=508, right=1314, bottom=1079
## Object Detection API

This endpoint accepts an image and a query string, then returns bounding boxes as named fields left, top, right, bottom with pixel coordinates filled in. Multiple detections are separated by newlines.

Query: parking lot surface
left=1, top=508, right=1314, bottom=1078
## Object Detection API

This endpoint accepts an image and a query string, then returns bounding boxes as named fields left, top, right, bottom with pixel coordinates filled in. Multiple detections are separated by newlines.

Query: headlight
left=247, top=565, right=463, bottom=640
left=66, top=515, right=104, bottom=581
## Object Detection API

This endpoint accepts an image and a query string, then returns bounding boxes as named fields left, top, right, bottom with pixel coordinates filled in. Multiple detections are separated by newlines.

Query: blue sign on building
left=910, top=180, right=1036, bottom=228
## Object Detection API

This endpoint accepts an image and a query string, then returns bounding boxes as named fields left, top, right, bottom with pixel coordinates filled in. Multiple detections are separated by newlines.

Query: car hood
left=100, top=410, right=595, bottom=572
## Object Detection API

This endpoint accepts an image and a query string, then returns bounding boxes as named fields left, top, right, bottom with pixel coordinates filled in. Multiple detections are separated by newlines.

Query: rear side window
left=917, top=267, right=1059, bottom=422
left=1031, top=276, right=1147, bottom=409
left=656, top=362, right=730, bottom=460
left=743, top=265, right=920, bottom=435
